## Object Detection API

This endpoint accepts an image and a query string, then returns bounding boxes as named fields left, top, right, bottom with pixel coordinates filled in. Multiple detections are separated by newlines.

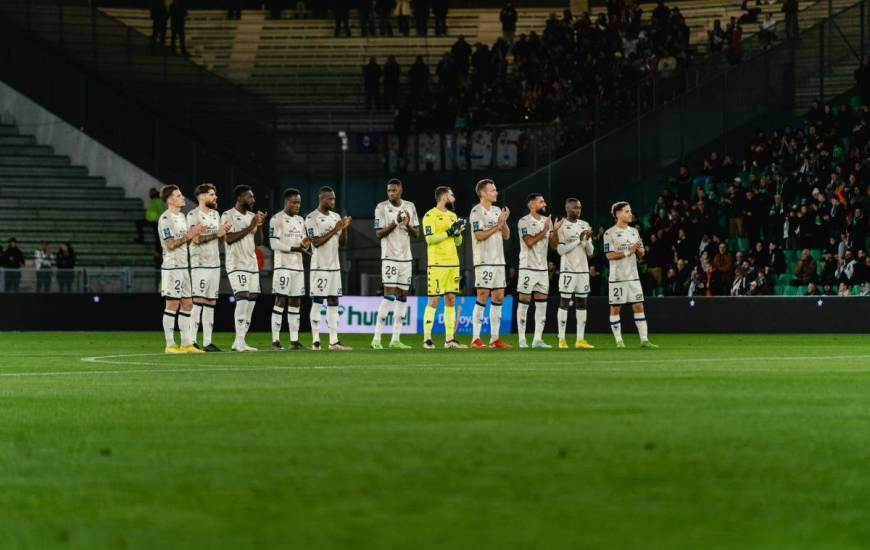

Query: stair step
left=0, top=175, right=107, bottom=187
left=0, top=136, right=38, bottom=146
left=0, top=166, right=89, bottom=176
left=0, top=155, right=71, bottom=167
left=0, top=187, right=125, bottom=199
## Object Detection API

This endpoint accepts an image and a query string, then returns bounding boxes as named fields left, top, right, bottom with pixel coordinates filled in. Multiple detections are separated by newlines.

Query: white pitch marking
left=0, top=352, right=866, bottom=379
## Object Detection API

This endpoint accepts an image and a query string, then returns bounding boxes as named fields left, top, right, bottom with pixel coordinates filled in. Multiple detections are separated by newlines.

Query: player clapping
left=516, top=193, right=553, bottom=348
left=269, top=188, right=311, bottom=351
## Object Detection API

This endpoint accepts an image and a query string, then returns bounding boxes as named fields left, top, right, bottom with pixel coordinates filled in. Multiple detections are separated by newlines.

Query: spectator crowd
left=612, top=98, right=870, bottom=298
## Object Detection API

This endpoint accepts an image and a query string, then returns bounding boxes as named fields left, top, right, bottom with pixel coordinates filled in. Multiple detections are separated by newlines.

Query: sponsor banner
left=416, top=296, right=514, bottom=335
left=318, top=297, right=419, bottom=334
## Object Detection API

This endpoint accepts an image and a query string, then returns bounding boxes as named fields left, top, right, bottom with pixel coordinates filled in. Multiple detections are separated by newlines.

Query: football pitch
left=3, top=332, right=870, bottom=549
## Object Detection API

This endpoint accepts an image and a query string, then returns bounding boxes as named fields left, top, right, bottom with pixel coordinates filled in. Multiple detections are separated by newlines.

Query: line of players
left=156, top=178, right=657, bottom=353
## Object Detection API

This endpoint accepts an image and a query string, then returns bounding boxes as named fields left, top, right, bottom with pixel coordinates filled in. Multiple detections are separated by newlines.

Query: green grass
left=2, top=332, right=870, bottom=549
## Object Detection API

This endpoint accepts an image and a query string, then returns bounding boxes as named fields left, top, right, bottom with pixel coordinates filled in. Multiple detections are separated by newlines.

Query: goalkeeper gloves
left=447, top=218, right=466, bottom=237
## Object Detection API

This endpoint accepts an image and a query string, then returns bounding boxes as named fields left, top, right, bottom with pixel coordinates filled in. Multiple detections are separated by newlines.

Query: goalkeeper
left=421, top=186, right=467, bottom=349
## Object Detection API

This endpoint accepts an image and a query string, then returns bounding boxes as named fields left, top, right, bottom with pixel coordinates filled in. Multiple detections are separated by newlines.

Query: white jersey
left=374, top=199, right=419, bottom=261
left=157, top=210, right=189, bottom=269
left=603, top=224, right=642, bottom=282
left=305, top=209, right=342, bottom=271
left=517, top=214, right=549, bottom=270
left=269, top=211, right=306, bottom=270
left=186, top=207, right=221, bottom=268
left=221, top=208, right=258, bottom=273
left=557, top=218, right=594, bottom=273
left=469, top=203, right=506, bottom=267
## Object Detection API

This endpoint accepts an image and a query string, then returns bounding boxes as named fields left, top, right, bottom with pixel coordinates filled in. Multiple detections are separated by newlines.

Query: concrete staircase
left=0, top=123, right=154, bottom=267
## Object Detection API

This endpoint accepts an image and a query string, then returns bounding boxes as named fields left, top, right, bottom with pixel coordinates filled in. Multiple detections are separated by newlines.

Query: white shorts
left=228, top=270, right=261, bottom=295
left=272, top=268, right=305, bottom=297
left=191, top=267, right=221, bottom=300
left=161, top=268, right=192, bottom=299
left=382, top=259, right=412, bottom=290
left=518, top=268, right=549, bottom=295
left=558, top=271, right=591, bottom=298
left=310, top=270, right=343, bottom=297
left=474, top=265, right=506, bottom=290
left=608, top=279, right=644, bottom=305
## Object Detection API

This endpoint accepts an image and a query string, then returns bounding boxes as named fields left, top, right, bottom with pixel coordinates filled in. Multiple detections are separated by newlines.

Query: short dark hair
left=611, top=201, right=630, bottom=218
left=526, top=193, right=543, bottom=203
left=283, top=188, right=301, bottom=200
left=387, top=178, right=402, bottom=187
left=434, top=186, right=452, bottom=201
left=233, top=185, right=252, bottom=201
left=160, top=184, right=180, bottom=203
left=566, top=197, right=581, bottom=206
left=475, top=179, right=495, bottom=196
left=319, top=186, right=335, bottom=196
left=194, top=183, right=216, bottom=197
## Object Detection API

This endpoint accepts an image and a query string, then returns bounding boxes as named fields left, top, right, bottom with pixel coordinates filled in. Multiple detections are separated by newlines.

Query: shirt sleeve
left=220, top=211, right=231, bottom=232
left=373, top=203, right=386, bottom=230
left=409, top=204, right=420, bottom=227
left=470, top=207, right=483, bottom=232
left=269, top=216, right=281, bottom=240
left=603, top=230, right=613, bottom=253
left=305, top=215, right=318, bottom=238
left=517, top=217, right=529, bottom=238
left=158, top=216, right=173, bottom=240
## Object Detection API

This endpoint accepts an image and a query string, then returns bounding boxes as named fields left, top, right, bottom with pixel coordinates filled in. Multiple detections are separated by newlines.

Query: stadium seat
left=783, top=285, right=800, bottom=296
left=810, top=250, right=822, bottom=263
left=777, top=274, right=792, bottom=287
left=783, top=249, right=797, bottom=262
left=736, top=237, right=749, bottom=252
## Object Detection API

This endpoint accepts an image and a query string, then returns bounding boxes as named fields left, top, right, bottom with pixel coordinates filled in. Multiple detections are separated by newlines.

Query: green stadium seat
left=737, top=237, right=749, bottom=252
left=777, top=274, right=792, bottom=287
left=798, top=285, right=808, bottom=296
left=783, top=286, right=800, bottom=296
left=726, top=238, right=738, bottom=252
left=783, top=249, right=797, bottom=262
left=810, top=250, right=821, bottom=263
left=852, top=285, right=862, bottom=295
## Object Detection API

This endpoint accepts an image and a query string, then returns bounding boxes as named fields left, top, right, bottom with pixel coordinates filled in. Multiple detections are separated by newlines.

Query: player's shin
left=443, top=304, right=456, bottom=341
left=271, top=304, right=285, bottom=342
left=489, top=303, right=502, bottom=342
left=423, top=305, right=436, bottom=340
left=287, top=306, right=301, bottom=341
left=310, top=301, right=323, bottom=344
left=533, top=300, right=547, bottom=342
left=472, top=302, right=485, bottom=341
left=327, top=305, right=340, bottom=345
left=557, top=307, right=568, bottom=340
left=243, top=298, right=256, bottom=338
left=201, top=303, right=215, bottom=346
left=391, top=297, right=407, bottom=343
left=191, top=303, right=203, bottom=341
left=634, top=312, right=649, bottom=341
left=162, top=307, right=178, bottom=346
left=609, top=314, right=623, bottom=343
left=517, top=301, right=529, bottom=343
left=373, top=295, right=395, bottom=341
left=576, top=308, right=587, bottom=341
left=178, top=310, right=193, bottom=346
left=234, top=298, right=248, bottom=346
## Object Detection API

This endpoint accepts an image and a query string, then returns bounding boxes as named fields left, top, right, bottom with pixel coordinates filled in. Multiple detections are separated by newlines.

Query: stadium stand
left=0, top=122, right=153, bottom=270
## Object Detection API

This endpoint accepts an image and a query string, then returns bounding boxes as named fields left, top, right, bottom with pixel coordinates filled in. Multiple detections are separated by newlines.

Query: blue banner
left=415, top=296, right=513, bottom=335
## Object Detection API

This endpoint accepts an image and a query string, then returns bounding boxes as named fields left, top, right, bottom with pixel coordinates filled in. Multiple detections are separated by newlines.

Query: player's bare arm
left=166, top=223, right=205, bottom=250
left=522, top=216, right=551, bottom=248
left=254, top=212, right=266, bottom=246
left=473, top=209, right=509, bottom=241
left=224, top=214, right=259, bottom=245
left=338, top=216, right=352, bottom=246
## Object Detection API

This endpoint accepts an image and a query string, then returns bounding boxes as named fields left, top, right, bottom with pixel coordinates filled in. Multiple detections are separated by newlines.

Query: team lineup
left=156, top=179, right=658, bottom=353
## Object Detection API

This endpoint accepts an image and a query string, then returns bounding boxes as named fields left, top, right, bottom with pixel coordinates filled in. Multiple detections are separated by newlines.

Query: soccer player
left=222, top=185, right=266, bottom=352
left=469, top=179, right=511, bottom=349
left=305, top=186, right=352, bottom=351
left=269, top=188, right=311, bottom=351
left=371, top=178, right=420, bottom=350
left=422, top=186, right=467, bottom=349
left=516, top=193, right=553, bottom=349
left=549, top=198, right=595, bottom=349
left=603, top=201, right=658, bottom=348
left=188, top=183, right=231, bottom=352
left=158, top=185, right=205, bottom=353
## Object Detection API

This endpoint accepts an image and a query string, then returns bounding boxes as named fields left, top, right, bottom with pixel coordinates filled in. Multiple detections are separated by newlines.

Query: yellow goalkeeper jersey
left=422, top=207, right=462, bottom=267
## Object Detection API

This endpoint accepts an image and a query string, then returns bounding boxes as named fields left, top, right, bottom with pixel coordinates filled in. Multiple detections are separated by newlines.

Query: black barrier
left=1, top=294, right=868, bottom=333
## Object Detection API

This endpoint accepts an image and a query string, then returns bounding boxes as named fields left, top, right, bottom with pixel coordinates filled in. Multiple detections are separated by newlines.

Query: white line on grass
left=0, top=352, right=867, bottom=379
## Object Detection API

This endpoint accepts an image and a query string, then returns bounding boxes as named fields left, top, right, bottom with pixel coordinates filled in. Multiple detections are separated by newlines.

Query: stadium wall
left=0, top=80, right=162, bottom=205
left=3, top=294, right=868, bottom=333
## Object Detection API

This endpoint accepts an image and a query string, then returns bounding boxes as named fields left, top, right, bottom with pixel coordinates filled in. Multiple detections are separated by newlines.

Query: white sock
left=635, top=312, right=649, bottom=342
left=191, top=303, right=203, bottom=343
left=287, top=306, right=300, bottom=341
left=244, top=298, right=256, bottom=339
left=472, top=302, right=484, bottom=341
left=310, top=301, right=322, bottom=344
left=610, top=314, right=623, bottom=343
left=373, top=296, right=394, bottom=341
left=391, top=299, right=407, bottom=343
left=162, top=308, right=177, bottom=346
left=178, top=310, right=193, bottom=346
left=201, top=304, right=215, bottom=346
left=517, top=301, right=529, bottom=342
left=490, top=304, right=502, bottom=342
left=576, top=308, right=587, bottom=341
left=234, top=299, right=247, bottom=346
left=271, top=304, right=284, bottom=342
left=327, top=305, right=340, bottom=345
left=557, top=307, right=568, bottom=340
left=533, top=301, right=546, bottom=342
